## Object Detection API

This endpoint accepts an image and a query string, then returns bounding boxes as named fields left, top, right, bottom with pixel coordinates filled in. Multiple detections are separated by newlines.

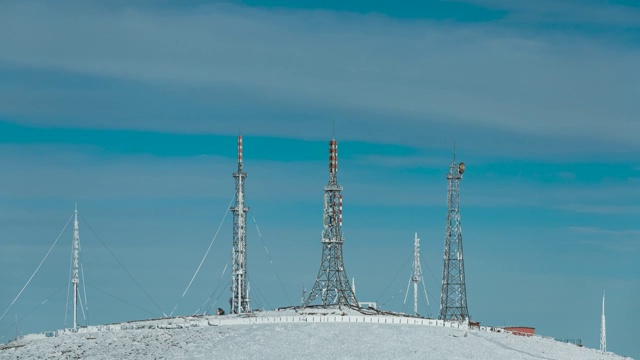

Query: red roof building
left=504, top=326, right=535, bottom=336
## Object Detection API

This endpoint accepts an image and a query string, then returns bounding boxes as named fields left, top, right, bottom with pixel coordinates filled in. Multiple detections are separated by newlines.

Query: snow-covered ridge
left=1, top=307, right=632, bottom=360
left=10, top=306, right=474, bottom=341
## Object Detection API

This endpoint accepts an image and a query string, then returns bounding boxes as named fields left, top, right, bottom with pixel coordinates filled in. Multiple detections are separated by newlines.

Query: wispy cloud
left=568, top=226, right=640, bottom=237
left=566, top=225, right=640, bottom=252
left=352, top=154, right=448, bottom=168
left=457, top=0, right=640, bottom=27
left=557, top=204, right=640, bottom=215
left=0, top=1, right=638, bottom=154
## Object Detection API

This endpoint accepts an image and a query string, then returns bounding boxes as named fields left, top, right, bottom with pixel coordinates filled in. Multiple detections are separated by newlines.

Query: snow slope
left=1, top=307, right=631, bottom=360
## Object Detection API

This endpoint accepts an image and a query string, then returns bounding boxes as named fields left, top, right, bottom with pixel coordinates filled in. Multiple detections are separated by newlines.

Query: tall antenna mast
left=439, top=152, right=469, bottom=321
left=230, top=135, right=250, bottom=314
left=413, top=233, right=419, bottom=315
left=72, top=204, right=80, bottom=329
left=601, top=291, right=607, bottom=353
left=305, top=137, right=358, bottom=306
left=404, top=232, right=429, bottom=316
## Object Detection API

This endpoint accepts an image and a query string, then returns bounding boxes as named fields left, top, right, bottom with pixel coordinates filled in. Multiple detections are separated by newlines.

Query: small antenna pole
left=600, top=291, right=607, bottom=353
left=453, top=140, right=456, bottom=162
left=413, top=233, right=420, bottom=316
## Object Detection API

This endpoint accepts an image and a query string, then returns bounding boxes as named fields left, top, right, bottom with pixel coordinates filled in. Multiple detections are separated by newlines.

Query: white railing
left=207, top=316, right=458, bottom=328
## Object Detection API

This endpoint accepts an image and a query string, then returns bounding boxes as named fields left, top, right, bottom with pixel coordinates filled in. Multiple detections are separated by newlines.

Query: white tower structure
left=72, top=204, right=80, bottom=329
left=230, top=135, right=250, bottom=314
left=404, top=232, right=429, bottom=316
left=601, top=291, right=606, bottom=353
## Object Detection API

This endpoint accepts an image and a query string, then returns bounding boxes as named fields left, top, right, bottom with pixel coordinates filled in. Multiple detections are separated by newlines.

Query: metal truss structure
left=404, top=232, right=429, bottom=316
left=230, top=135, right=250, bottom=314
left=438, top=154, right=470, bottom=321
left=305, top=138, right=358, bottom=306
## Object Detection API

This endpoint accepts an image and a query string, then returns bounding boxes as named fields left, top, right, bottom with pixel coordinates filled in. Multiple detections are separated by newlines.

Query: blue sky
left=0, top=0, right=638, bottom=357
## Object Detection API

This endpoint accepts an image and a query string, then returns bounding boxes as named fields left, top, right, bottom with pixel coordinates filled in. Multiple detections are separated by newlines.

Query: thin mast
left=600, top=291, right=606, bottom=353
left=413, top=233, right=420, bottom=316
left=405, top=232, right=427, bottom=316
left=72, top=204, right=79, bottom=329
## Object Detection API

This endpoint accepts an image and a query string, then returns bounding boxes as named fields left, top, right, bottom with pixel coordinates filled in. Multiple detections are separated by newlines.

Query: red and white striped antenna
left=237, top=135, right=243, bottom=170
left=329, top=138, right=338, bottom=174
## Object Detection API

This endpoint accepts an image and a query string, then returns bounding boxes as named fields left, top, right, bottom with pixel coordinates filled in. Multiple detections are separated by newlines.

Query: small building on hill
left=504, top=326, right=535, bottom=336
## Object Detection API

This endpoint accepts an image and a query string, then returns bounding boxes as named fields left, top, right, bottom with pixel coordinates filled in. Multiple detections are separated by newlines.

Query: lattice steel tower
left=305, top=138, right=358, bottom=306
left=230, top=135, right=250, bottom=314
left=404, top=232, right=429, bottom=317
left=438, top=152, right=469, bottom=321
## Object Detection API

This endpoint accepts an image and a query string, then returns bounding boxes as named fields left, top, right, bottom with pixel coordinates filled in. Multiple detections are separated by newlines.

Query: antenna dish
left=458, top=162, right=466, bottom=174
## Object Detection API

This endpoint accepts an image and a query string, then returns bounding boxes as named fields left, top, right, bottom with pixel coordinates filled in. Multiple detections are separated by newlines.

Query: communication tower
left=404, top=232, right=429, bottom=316
left=438, top=152, right=470, bottom=321
left=230, top=136, right=250, bottom=314
left=305, top=138, right=358, bottom=306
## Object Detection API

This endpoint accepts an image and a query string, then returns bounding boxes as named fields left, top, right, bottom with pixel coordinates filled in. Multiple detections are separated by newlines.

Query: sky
left=0, top=0, right=638, bottom=357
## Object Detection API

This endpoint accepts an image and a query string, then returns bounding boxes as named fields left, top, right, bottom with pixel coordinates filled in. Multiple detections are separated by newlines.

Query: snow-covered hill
left=0, top=307, right=631, bottom=360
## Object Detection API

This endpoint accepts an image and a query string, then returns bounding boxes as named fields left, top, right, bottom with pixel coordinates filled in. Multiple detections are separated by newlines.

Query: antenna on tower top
left=237, top=135, right=243, bottom=169
left=453, top=140, right=456, bottom=162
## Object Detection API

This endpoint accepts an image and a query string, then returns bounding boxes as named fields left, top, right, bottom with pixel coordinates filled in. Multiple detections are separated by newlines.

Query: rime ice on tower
left=438, top=153, right=470, bottom=321
left=304, top=138, right=358, bottom=306
left=404, top=232, right=428, bottom=317
left=72, top=204, right=80, bottom=329
left=230, top=135, right=250, bottom=314
left=601, top=291, right=606, bottom=353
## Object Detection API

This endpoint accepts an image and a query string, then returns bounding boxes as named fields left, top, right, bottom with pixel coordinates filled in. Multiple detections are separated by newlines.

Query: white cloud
left=0, top=1, right=638, bottom=150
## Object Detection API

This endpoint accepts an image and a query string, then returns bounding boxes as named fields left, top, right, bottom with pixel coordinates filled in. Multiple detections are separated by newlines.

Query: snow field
left=0, top=311, right=631, bottom=360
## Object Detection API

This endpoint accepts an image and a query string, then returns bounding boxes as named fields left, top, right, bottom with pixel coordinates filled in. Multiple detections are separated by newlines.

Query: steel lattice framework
left=404, top=232, right=429, bottom=317
left=230, top=135, right=250, bottom=314
left=305, top=138, right=358, bottom=306
left=438, top=155, right=470, bottom=321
